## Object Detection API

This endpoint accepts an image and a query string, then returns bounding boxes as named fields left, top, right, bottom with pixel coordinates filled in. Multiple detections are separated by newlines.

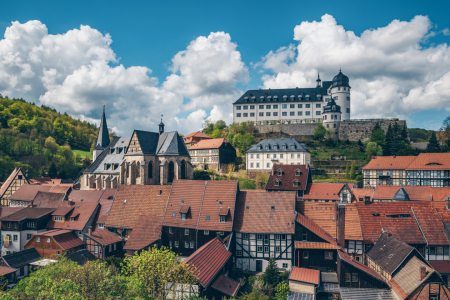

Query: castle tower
left=331, top=69, right=350, bottom=121
left=322, top=98, right=342, bottom=133
left=93, top=104, right=110, bottom=162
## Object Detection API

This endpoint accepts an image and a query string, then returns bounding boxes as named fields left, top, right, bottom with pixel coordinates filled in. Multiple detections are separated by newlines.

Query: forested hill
left=0, top=96, right=100, bottom=181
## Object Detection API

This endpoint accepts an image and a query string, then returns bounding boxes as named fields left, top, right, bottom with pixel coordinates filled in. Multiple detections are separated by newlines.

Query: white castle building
left=232, top=70, right=350, bottom=125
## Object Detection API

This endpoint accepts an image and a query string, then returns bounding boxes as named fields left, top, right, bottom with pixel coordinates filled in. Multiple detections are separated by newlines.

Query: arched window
left=181, top=160, right=186, bottom=179
left=148, top=161, right=153, bottom=179
left=168, top=161, right=175, bottom=183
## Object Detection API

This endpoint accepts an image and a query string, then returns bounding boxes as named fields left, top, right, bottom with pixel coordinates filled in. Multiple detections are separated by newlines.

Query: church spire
left=159, top=114, right=165, bottom=135
left=95, top=101, right=110, bottom=150
left=316, top=72, right=322, bottom=88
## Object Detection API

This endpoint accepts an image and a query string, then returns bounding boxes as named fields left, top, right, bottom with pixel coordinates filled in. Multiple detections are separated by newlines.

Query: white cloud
left=0, top=22, right=248, bottom=135
left=259, top=14, right=450, bottom=121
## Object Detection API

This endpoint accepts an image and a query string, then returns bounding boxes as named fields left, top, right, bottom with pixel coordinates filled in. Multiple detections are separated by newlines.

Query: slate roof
left=184, top=237, right=231, bottom=287
left=8, top=184, right=52, bottom=201
left=129, top=130, right=189, bottom=156
left=246, top=138, right=308, bottom=153
left=32, top=192, right=64, bottom=208
left=106, top=185, right=170, bottom=229
left=188, top=138, right=229, bottom=150
left=211, top=275, right=240, bottom=297
left=338, top=250, right=387, bottom=284
left=87, top=230, right=122, bottom=246
left=83, top=137, right=122, bottom=174
left=2, top=248, right=40, bottom=269
left=233, top=84, right=332, bottom=105
left=47, top=202, right=99, bottom=231
left=0, top=207, right=55, bottom=221
left=362, top=156, right=416, bottom=170
left=366, top=232, right=415, bottom=275
left=65, top=249, right=96, bottom=265
left=124, top=215, right=163, bottom=251
left=289, top=267, right=320, bottom=285
left=234, top=190, right=296, bottom=234
left=95, top=106, right=110, bottom=150
left=266, top=164, right=310, bottom=191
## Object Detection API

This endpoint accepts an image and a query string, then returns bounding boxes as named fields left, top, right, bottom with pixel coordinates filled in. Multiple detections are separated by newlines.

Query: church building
left=80, top=108, right=193, bottom=190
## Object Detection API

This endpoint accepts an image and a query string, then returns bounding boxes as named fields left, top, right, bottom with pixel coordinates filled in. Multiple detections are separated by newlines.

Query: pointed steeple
left=159, top=114, right=165, bottom=135
left=95, top=102, right=110, bottom=150
left=316, top=72, right=322, bottom=88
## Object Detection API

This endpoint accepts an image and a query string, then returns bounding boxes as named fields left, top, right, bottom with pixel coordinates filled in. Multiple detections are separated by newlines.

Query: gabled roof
left=26, top=229, right=84, bottom=250
left=211, top=275, right=240, bottom=297
left=184, top=131, right=212, bottom=139
left=265, top=164, right=309, bottom=191
left=130, top=130, right=189, bottom=156
left=289, top=267, right=320, bottom=285
left=352, top=188, right=374, bottom=202
left=106, top=185, right=170, bottom=229
left=294, top=242, right=340, bottom=249
left=0, top=168, right=27, bottom=198
left=47, top=202, right=99, bottom=231
left=188, top=138, right=229, bottom=150
left=0, top=266, right=17, bottom=276
left=246, top=138, right=308, bottom=153
left=68, top=189, right=105, bottom=203
left=66, top=249, right=96, bottom=265
left=406, top=153, right=450, bottom=170
left=0, top=207, right=55, bottom=221
left=51, top=206, right=74, bottom=216
left=94, top=189, right=116, bottom=230
left=9, top=184, right=52, bottom=201
left=184, top=237, right=231, bottom=287
left=431, top=187, right=450, bottom=201
left=303, top=183, right=350, bottom=201
left=362, top=156, right=416, bottom=170
left=2, top=248, right=40, bottom=269
left=124, top=215, right=163, bottom=251
left=86, top=230, right=122, bottom=246
left=411, top=204, right=449, bottom=245
left=338, top=250, right=387, bottom=284
left=83, top=137, right=129, bottom=174
left=295, top=213, right=337, bottom=245
left=0, top=207, right=26, bottom=218
left=234, top=190, right=295, bottom=234
left=366, top=232, right=415, bottom=275
left=32, top=192, right=64, bottom=208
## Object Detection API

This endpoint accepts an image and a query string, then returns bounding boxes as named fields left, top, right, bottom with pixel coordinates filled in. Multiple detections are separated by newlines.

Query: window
left=305, top=111, right=310, bottom=116
left=204, top=230, right=209, bottom=235
left=325, top=251, right=333, bottom=260
left=184, top=229, right=189, bottom=236
left=437, top=246, right=443, bottom=255
left=169, top=241, right=173, bottom=248
left=13, top=235, right=18, bottom=242
left=236, top=106, right=241, bottom=110
left=181, top=213, right=186, bottom=220
left=250, top=113, right=255, bottom=117
left=282, top=112, right=287, bottom=116
left=94, top=246, right=99, bottom=254
left=259, top=112, right=264, bottom=117
left=250, top=154, right=254, bottom=159
left=347, top=108, right=350, bottom=113
left=351, top=273, right=358, bottom=282
left=37, top=237, right=40, bottom=242
left=273, top=112, right=278, bottom=116
left=275, top=234, right=280, bottom=240
left=243, top=105, right=248, bottom=110
left=316, top=111, right=321, bottom=115
left=236, top=251, right=242, bottom=256
left=266, top=105, right=271, bottom=109
left=290, top=112, right=295, bottom=116
left=347, top=97, right=350, bottom=101
left=185, top=242, right=189, bottom=248
left=27, top=234, right=32, bottom=240
left=275, top=246, right=281, bottom=252
left=220, top=216, right=227, bottom=223
left=250, top=163, right=254, bottom=168
left=303, top=251, right=309, bottom=259
left=259, top=105, right=264, bottom=109
left=290, top=153, right=294, bottom=159
left=290, top=104, right=295, bottom=109
left=298, top=104, right=303, bottom=108
left=169, top=227, right=173, bottom=234
left=282, top=263, right=288, bottom=268
left=274, top=180, right=279, bottom=186
left=273, top=105, right=278, bottom=109
left=266, top=163, right=270, bottom=168
left=281, top=234, right=286, bottom=240
left=297, top=111, right=302, bottom=116
left=250, top=105, right=255, bottom=109
left=280, top=154, right=284, bottom=158
left=302, top=233, right=307, bottom=241
left=13, top=223, right=17, bottom=229
left=98, top=223, right=104, bottom=228
left=27, top=222, right=35, bottom=228
left=175, top=241, right=179, bottom=248
left=46, top=238, right=50, bottom=243
left=257, top=234, right=263, bottom=240
left=256, top=163, right=260, bottom=168
left=305, top=104, right=310, bottom=108
left=243, top=113, right=248, bottom=117
left=316, top=104, right=321, bottom=108
left=345, top=273, right=351, bottom=282
left=430, top=247, right=436, bottom=255
left=297, top=153, right=301, bottom=158
left=236, top=113, right=241, bottom=117
left=264, top=246, right=269, bottom=252
left=172, top=212, right=176, bottom=218
left=109, top=245, right=112, bottom=252
left=6, top=223, right=10, bottom=229
left=266, top=112, right=271, bottom=116
left=242, top=233, right=249, bottom=239
left=257, top=246, right=263, bottom=252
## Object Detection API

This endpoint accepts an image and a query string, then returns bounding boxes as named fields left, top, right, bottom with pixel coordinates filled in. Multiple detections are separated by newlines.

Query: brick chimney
left=337, top=204, right=346, bottom=248
left=88, top=226, right=92, bottom=236
left=420, top=266, right=427, bottom=281
left=364, top=196, right=371, bottom=206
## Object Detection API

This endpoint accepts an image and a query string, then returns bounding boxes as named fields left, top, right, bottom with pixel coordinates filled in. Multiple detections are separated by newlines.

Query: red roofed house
left=233, top=190, right=295, bottom=272
left=85, top=228, right=123, bottom=259
left=8, top=184, right=54, bottom=207
left=302, top=183, right=354, bottom=203
left=265, top=164, right=311, bottom=197
left=23, top=229, right=84, bottom=258
left=47, top=200, right=99, bottom=242
left=123, top=215, right=163, bottom=256
left=288, top=267, right=320, bottom=295
left=183, top=131, right=212, bottom=148
left=0, top=168, right=29, bottom=206
left=362, top=153, right=450, bottom=188
left=188, top=138, right=236, bottom=172
left=161, top=180, right=238, bottom=257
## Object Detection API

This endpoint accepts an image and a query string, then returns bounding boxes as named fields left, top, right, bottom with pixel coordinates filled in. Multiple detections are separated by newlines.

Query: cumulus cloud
left=259, top=14, right=450, bottom=120
left=0, top=22, right=248, bottom=135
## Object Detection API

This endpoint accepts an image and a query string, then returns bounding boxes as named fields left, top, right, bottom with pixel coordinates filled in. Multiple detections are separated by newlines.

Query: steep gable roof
left=295, top=213, right=337, bottom=245
left=157, top=131, right=189, bottom=156
left=372, top=186, right=431, bottom=201
left=406, top=153, right=450, bottom=170
left=0, top=168, right=27, bottom=199
left=124, top=215, right=163, bottom=251
left=303, top=183, right=349, bottom=201
left=338, top=250, right=387, bottom=284
left=32, top=192, right=64, bottom=208
left=184, top=131, right=212, bottom=139
left=25, top=229, right=84, bottom=250
left=86, top=230, right=122, bottom=246
left=47, top=202, right=99, bottom=231
left=9, top=184, right=52, bottom=201
left=265, top=164, right=309, bottom=191
left=83, top=137, right=121, bottom=173
left=94, top=106, right=110, bottom=150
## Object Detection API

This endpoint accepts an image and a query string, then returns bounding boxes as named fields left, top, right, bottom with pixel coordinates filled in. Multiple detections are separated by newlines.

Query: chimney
left=364, top=196, right=371, bottom=206
left=371, top=156, right=375, bottom=160
left=337, top=204, right=346, bottom=248
left=88, top=226, right=92, bottom=236
left=420, top=266, right=426, bottom=281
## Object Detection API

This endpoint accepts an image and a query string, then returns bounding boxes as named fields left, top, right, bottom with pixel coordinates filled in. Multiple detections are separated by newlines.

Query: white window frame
left=204, top=230, right=209, bottom=235
left=94, top=245, right=99, bottom=254
left=185, top=228, right=189, bottom=236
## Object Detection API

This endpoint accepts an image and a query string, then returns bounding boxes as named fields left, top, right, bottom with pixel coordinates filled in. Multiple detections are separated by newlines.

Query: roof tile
left=289, top=267, right=320, bottom=285
left=266, top=164, right=309, bottom=191
left=211, top=275, right=240, bottom=297
left=124, top=215, right=163, bottom=251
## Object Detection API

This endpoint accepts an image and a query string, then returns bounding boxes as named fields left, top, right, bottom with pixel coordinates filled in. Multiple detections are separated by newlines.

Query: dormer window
left=293, top=180, right=299, bottom=187
left=274, top=179, right=281, bottom=186
left=278, top=170, right=283, bottom=176
left=295, top=170, right=302, bottom=176
left=54, top=216, right=63, bottom=221
left=220, top=216, right=227, bottom=223
left=98, top=223, right=104, bottom=228
left=181, top=213, right=187, bottom=220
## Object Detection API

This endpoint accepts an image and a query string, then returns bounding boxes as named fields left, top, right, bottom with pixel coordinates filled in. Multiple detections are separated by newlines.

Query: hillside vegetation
left=0, top=96, right=101, bottom=181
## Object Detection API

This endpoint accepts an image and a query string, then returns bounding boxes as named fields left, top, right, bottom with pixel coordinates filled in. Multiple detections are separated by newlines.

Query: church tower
left=93, top=104, right=110, bottom=162
left=331, top=69, right=351, bottom=121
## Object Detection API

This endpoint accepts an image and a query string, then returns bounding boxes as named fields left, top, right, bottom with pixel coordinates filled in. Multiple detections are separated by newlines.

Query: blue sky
left=1, top=0, right=450, bottom=134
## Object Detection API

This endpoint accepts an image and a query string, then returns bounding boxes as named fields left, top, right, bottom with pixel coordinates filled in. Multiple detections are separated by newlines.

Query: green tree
left=313, top=124, right=327, bottom=141
left=350, top=161, right=356, bottom=179
left=384, top=124, right=393, bottom=155
left=214, top=120, right=227, bottom=130
left=44, top=136, right=59, bottom=155
left=370, top=123, right=385, bottom=146
left=426, top=131, right=441, bottom=153
left=345, top=163, right=350, bottom=179
left=262, top=257, right=280, bottom=287
left=255, top=173, right=269, bottom=189
left=366, top=141, right=383, bottom=157
left=440, top=116, right=450, bottom=147
left=48, top=162, right=57, bottom=178
left=274, top=282, right=289, bottom=300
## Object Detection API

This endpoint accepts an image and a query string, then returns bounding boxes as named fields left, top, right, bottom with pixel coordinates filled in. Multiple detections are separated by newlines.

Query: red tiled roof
left=429, top=261, right=450, bottom=273
left=47, top=202, right=99, bottom=231
left=211, top=275, right=240, bottom=297
left=338, top=250, right=386, bottom=283
left=49, top=186, right=70, bottom=193
left=431, top=202, right=450, bottom=222
left=184, top=131, right=212, bottom=139
left=100, top=189, right=117, bottom=201
left=124, top=215, right=163, bottom=251
left=303, top=183, right=347, bottom=201
left=295, top=242, right=340, bottom=249
left=0, top=266, right=17, bottom=276
left=352, top=188, right=374, bottom=202
left=289, top=267, right=320, bottom=285
left=9, top=184, right=52, bottom=201
left=0, top=207, right=26, bottom=218
left=94, top=193, right=115, bottom=230
left=184, top=238, right=231, bottom=287
left=51, top=206, right=74, bottom=216
left=32, top=177, right=52, bottom=184
left=295, top=213, right=337, bottom=245
left=265, top=164, right=309, bottom=191
left=189, top=138, right=228, bottom=150
left=362, top=156, right=416, bottom=170
left=32, top=192, right=64, bottom=208
left=431, top=187, right=450, bottom=201
left=412, top=205, right=449, bottom=245
left=406, top=153, right=450, bottom=170
left=372, top=186, right=432, bottom=201
left=1, top=207, right=55, bottom=221
left=234, top=190, right=295, bottom=234
left=0, top=168, right=23, bottom=198
left=67, top=190, right=104, bottom=203
left=24, top=229, right=84, bottom=250
left=106, top=185, right=171, bottom=229
left=87, top=230, right=122, bottom=246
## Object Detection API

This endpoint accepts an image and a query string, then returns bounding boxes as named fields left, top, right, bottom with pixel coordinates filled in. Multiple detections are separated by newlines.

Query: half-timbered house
left=85, top=228, right=123, bottom=259
left=0, top=168, right=29, bottom=207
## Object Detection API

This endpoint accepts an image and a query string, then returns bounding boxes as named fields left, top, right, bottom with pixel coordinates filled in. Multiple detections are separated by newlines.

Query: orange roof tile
left=412, top=205, right=449, bottom=245
left=189, top=138, right=228, bottom=150
left=406, top=153, right=450, bottom=170
left=295, top=242, right=339, bottom=249
left=9, top=184, right=52, bottom=201
left=431, top=187, right=450, bottom=201
left=68, top=190, right=104, bottom=203
left=49, top=186, right=70, bottom=193
left=352, top=188, right=374, bottom=202
left=211, top=275, right=240, bottom=297
left=0, top=266, right=17, bottom=275
left=289, top=267, right=320, bottom=285
left=32, top=192, right=64, bottom=208
left=87, top=230, right=122, bottom=246
left=47, top=202, right=99, bottom=231
left=184, top=131, right=212, bottom=139
left=390, top=278, right=408, bottom=300
left=295, top=213, right=337, bottom=245
left=362, top=156, right=416, bottom=170
left=234, top=190, right=296, bottom=234
left=124, top=215, right=163, bottom=251
left=303, top=183, right=348, bottom=201
left=265, top=164, right=309, bottom=191
left=372, top=186, right=432, bottom=201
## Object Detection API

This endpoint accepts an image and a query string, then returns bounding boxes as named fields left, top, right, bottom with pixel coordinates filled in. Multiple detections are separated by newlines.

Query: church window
left=168, top=161, right=175, bottom=183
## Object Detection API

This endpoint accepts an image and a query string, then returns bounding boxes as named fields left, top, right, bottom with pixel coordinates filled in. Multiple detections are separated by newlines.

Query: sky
left=1, top=0, right=450, bottom=135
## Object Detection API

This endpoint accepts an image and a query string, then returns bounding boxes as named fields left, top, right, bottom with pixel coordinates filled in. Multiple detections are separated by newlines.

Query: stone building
left=188, top=138, right=236, bottom=172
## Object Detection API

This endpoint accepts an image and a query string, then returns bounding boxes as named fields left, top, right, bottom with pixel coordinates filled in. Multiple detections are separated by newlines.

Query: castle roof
left=323, top=98, right=341, bottom=113
left=332, top=70, right=350, bottom=88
